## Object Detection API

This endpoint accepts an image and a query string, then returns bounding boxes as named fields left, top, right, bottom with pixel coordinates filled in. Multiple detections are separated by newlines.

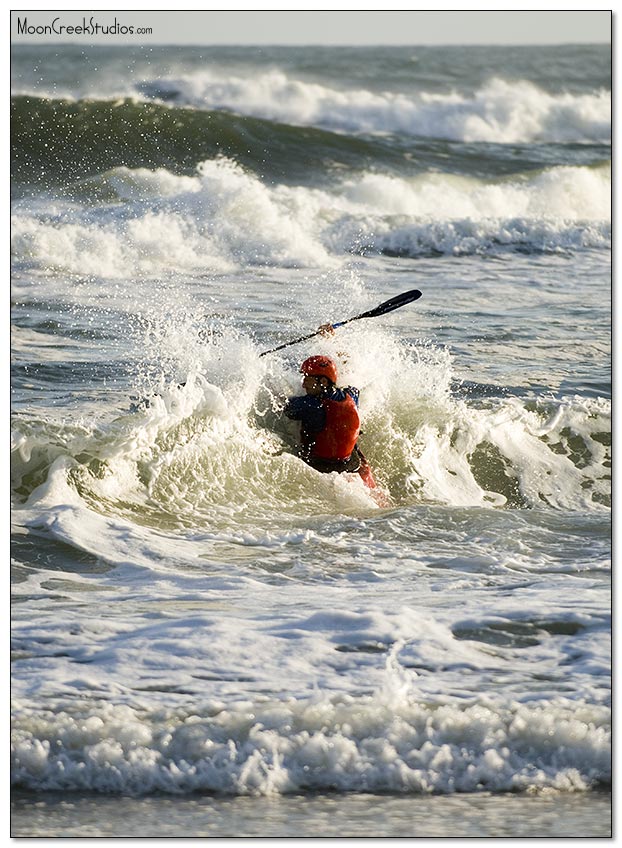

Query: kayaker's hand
left=317, top=323, right=335, bottom=336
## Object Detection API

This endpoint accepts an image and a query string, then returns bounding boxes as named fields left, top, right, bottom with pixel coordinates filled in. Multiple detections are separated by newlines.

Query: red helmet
left=300, top=355, right=338, bottom=385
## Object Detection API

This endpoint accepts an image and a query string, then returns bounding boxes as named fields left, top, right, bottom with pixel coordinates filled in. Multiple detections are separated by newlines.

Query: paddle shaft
left=259, top=289, right=422, bottom=357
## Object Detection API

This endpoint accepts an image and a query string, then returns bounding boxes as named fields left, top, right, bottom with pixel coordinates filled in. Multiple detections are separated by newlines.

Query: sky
left=10, top=10, right=612, bottom=46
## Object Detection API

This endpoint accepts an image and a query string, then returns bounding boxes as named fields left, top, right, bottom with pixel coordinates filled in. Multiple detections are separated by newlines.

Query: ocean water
left=10, top=43, right=611, bottom=838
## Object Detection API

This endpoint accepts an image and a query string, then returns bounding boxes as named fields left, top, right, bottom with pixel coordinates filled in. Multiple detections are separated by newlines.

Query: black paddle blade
left=354, top=288, right=422, bottom=321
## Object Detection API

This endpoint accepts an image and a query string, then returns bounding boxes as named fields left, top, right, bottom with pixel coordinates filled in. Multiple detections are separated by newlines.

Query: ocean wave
left=10, top=157, right=611, bottom=279
left=132, top=72, right=610, bottom=145
left=11, top=686, right=610, bottom=796
left=11, top=86, right=611, bottom=195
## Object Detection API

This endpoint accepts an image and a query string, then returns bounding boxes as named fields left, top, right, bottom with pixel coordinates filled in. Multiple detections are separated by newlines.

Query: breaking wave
left=11, top=157, right=611, bottom=278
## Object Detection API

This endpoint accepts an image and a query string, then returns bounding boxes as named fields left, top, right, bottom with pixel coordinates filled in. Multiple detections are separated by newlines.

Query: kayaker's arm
left=283, top=395, right=326, bottom=431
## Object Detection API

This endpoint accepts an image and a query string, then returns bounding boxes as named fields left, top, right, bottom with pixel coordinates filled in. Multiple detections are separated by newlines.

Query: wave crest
left=135, top=72, right=611, bottom=144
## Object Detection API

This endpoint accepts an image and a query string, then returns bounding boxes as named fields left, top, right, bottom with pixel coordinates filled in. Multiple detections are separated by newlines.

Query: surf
left=12, top=318, right=611, bottom=539
left=11, top=673, right=611, bottom=795
left=10, top=156, right=611, bottom=284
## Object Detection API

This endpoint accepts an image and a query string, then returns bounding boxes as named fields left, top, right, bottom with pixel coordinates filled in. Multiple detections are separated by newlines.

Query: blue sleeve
left=284, top=396, right=326, bottom=433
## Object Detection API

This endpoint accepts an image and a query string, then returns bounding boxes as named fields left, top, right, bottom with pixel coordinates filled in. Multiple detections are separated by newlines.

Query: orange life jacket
left=310, top=394, right=360, bottom=461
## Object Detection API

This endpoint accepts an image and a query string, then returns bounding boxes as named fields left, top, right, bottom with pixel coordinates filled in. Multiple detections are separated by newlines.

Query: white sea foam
left=340, top=165, right=611, bottom=222
left=11, top=685, right=610, bottom=795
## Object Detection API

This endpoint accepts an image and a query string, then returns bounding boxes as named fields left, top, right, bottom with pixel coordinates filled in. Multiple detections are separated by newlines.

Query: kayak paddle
left=259, top=288, right=422, bottom=357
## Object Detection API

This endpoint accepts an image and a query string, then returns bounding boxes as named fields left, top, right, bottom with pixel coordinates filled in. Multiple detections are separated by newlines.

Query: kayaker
left=284, top=354, right=377, bottom=488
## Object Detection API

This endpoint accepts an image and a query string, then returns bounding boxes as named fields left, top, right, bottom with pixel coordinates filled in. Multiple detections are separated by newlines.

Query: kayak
left=352, top=450, right=392, bottom=507
left=356, top=451, right=377, bottom=489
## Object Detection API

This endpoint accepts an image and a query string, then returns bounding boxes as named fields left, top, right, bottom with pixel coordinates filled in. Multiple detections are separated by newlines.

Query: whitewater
left=10, top=42, right=611, bottom=837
